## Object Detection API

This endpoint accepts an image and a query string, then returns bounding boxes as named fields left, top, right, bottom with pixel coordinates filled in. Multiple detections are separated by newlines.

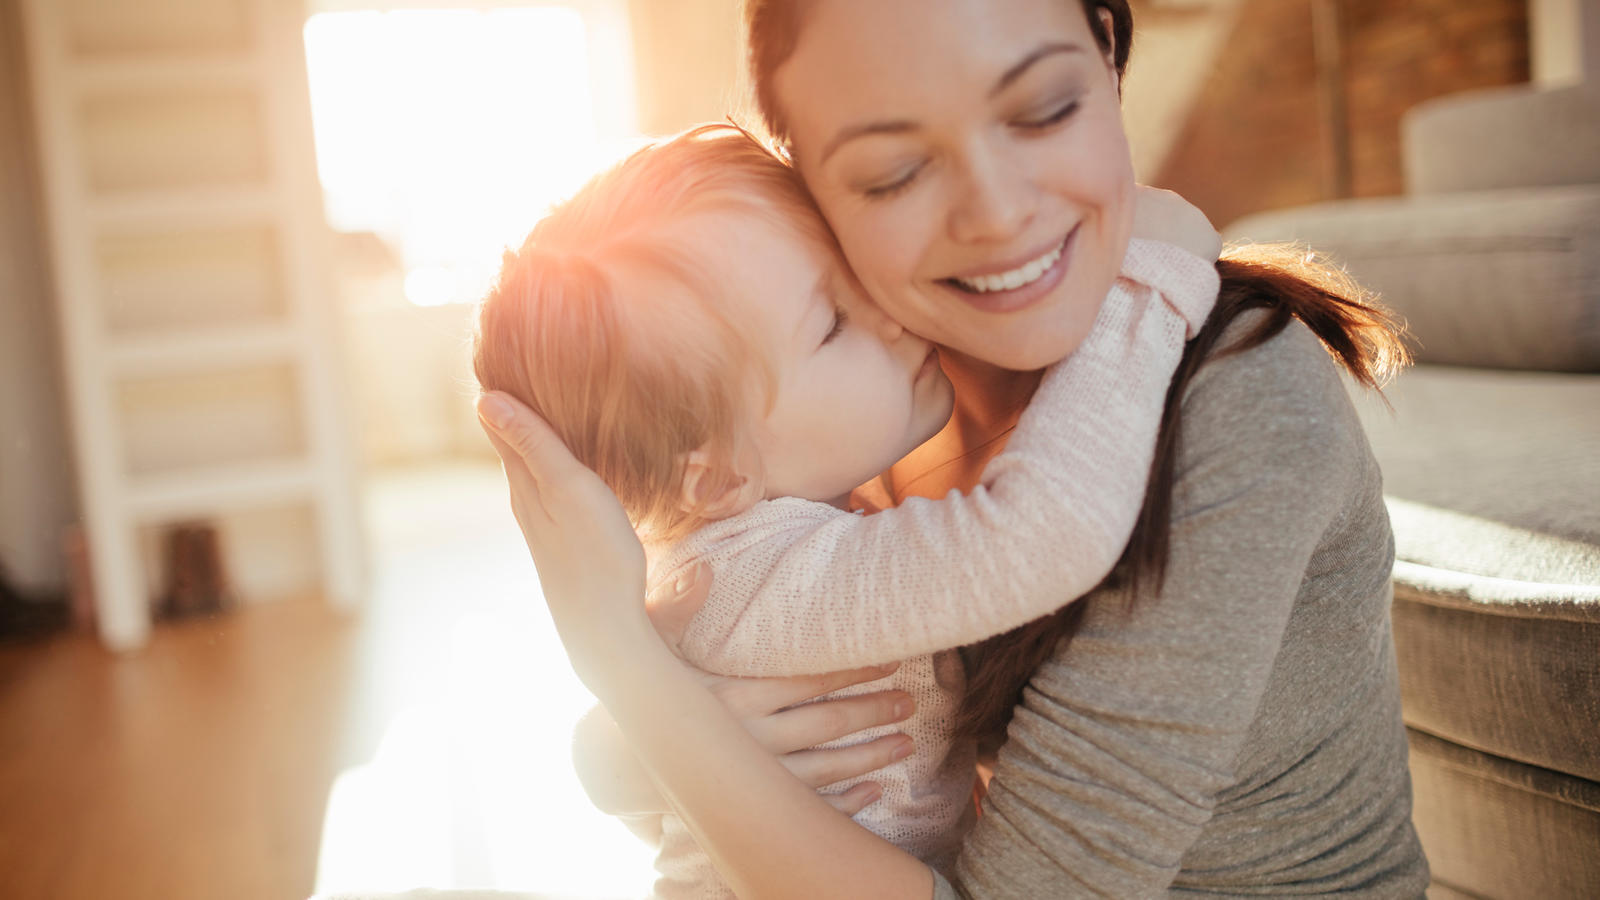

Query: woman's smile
left=939, top=225, right=1077, bottom=315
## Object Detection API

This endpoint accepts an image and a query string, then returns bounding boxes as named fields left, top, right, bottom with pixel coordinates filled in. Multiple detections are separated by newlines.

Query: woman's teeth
left=951, top=241, right=1064, bottom=294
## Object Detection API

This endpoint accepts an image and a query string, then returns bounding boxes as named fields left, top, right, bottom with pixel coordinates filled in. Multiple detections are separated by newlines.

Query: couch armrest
left=1403, top=84, right=1600, bottom=195
left=1224, top=186, right=1600, bottom=372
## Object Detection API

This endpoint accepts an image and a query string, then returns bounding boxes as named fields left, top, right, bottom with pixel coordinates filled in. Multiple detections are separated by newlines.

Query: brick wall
left=1152, top=0, right=1529, bottom=229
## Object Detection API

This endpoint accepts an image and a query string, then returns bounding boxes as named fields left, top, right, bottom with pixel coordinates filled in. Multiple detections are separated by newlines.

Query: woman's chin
left=934, top=274, right=1113, bottom=372
left=951, top=322, right=1092, bottom=373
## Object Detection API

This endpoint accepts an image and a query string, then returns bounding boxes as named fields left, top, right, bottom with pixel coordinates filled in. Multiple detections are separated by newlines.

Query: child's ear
left=679, top=447, right=763, bottom=520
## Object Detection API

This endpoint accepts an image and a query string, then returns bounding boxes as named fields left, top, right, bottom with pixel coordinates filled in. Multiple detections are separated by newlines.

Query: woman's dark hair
left=744, top=0, right=1410, bottom=739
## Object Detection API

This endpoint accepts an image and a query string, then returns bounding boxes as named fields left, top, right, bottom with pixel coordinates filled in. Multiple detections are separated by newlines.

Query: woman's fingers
left=480, top=426, right=543, bottom=519
left=706, top=663, right=902, bottom=719
left=748, top=689, right=914, bottom=755
left=781, top=733, right=914, bottom=789
left=478, top=392, right=590, bottom=497
left=821, top=781, right=884, bottom=817
left=474, top=391, right=649, bottom=645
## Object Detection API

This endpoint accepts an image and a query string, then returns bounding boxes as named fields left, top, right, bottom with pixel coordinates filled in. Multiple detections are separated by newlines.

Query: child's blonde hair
left=474, top=124, right=835, bottom=544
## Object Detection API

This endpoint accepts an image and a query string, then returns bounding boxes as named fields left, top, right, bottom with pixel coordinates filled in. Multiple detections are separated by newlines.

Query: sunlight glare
left=304, top=7, right=639, bottom=307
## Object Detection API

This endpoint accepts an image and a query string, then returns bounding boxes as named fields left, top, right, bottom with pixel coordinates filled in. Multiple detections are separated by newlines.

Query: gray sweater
left=934, top=315, right=1429, bottom=898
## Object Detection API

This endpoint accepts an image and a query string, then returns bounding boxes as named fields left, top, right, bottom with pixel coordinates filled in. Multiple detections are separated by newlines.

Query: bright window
left=303, top=6, right=639, bottom=306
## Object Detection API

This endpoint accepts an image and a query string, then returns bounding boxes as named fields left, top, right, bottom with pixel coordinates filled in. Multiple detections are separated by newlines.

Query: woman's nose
left=948, top=145, right=1036, bottom=245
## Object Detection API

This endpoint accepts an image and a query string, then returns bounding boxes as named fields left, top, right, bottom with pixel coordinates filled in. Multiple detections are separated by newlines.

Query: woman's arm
left=673, top=238, right=1220, bottom=676
left=477, top=400, right=935, bottom=899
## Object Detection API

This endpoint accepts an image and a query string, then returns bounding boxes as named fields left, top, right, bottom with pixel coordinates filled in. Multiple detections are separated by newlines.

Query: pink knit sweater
left=643, top=239, right=1220, bottom=898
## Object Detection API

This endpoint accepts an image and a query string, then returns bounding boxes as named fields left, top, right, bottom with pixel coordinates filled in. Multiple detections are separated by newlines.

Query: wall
left=0, top=0, right=77, bottom=597
left=1121, top=0, right=1246, bottom=182
left=377, top=0, right=747, bottom=466
left=1154, top=0, right=1530, bottom=229
left=626, top=0, right=744, bottom=135
left=1531, top=0, right=1600, bottom=84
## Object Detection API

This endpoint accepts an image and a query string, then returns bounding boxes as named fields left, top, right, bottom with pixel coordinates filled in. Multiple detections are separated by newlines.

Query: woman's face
left=775, top=0, right=1135, bottom=371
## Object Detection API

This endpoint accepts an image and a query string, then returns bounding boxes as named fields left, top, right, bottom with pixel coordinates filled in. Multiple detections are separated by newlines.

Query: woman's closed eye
left=1014, top=98, right=1080, bottom=132
left=861, top=162, right=925, bottom=201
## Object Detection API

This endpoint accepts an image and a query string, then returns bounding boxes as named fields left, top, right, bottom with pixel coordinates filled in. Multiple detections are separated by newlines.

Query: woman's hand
left=574, top=663, right=915, bottom=819
left=480, top=391, right=916, bottom=816
left=578, top=558, right=914, bottom=819
left=698, top=663, right=915, bottom=808
left=477, top=390, right=655, bottom=679
left=1131, top=185, right=1221, bottom=262
left=646, top=565, right=917, bottom=807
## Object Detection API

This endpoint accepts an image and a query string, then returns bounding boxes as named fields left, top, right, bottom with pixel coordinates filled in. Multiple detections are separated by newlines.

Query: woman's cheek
left=876, top=199, right=942, bottom=305
left=837, top=213, right=914, bottom=318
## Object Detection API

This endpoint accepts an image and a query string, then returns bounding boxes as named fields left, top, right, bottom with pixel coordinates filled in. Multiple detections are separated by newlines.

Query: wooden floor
left=0, top=463, right=654, bottom=900
left=0, top=594, right=361, bottom=900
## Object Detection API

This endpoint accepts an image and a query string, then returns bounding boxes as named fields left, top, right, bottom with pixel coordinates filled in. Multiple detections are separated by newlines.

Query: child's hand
left=645, top=560, right=712, bottom=654
left=1131, top=186, right=1221, bottom=262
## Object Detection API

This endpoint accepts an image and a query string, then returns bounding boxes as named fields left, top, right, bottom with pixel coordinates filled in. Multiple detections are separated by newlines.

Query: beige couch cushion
left=1349, top=366, right=1599, bottom=780
left=1409, top=729, right=1600, bottom=900
left=1353, top=366, right=1600, bottom=559
left=1226, top=186, right=1600, bottom=372
left=1403, top=84, right=1600, bottom=195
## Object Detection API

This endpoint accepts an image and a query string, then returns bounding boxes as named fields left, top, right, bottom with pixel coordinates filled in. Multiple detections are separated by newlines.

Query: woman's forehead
left=783, top=0, right=1093, bottom=113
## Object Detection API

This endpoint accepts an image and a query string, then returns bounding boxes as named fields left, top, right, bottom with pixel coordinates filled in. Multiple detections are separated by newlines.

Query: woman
left=478, top=0, right=1428, bottom=895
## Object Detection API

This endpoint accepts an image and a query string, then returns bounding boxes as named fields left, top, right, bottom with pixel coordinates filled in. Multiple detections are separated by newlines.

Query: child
left=473, top=124, right=1218, bottom=898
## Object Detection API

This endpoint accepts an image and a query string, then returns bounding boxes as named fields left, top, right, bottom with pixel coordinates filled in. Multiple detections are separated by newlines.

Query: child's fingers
left=1130, top=185, right=1220, bottom=261
left=783, top=734, right=913, bottom=789
left=645, top=560, right=713, bottom=652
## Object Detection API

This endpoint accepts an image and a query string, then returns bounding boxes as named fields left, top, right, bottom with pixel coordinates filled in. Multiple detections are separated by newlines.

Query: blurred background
left=0, top=0, right=1591, bottom=898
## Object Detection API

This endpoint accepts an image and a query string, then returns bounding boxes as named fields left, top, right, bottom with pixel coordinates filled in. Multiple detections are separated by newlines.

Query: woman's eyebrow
left=991, top=42, right=1085, bottom=98
left=819, top=119, right=917, bottom=166
left=818, top=42, right=1086, bottom=165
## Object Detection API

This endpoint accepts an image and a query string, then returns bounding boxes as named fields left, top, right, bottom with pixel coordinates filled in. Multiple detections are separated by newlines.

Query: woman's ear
left=679, top=447, right=763, bottom=520
left=1097, top=7, right=1119, bottom=91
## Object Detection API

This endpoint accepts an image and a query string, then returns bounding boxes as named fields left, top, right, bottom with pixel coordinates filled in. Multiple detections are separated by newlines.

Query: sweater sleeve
left=931, top=318, right=1371, bottom=899
left=675, top=239, right=1219, bottom=677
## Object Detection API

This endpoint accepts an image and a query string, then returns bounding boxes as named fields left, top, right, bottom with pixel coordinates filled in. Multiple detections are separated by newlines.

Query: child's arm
left=676, top=237, right=1219, bottom=676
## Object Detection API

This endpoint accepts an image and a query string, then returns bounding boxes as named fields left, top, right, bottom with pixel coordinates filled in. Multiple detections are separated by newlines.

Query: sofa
left=1225, top=82, right=1600, bottom=899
